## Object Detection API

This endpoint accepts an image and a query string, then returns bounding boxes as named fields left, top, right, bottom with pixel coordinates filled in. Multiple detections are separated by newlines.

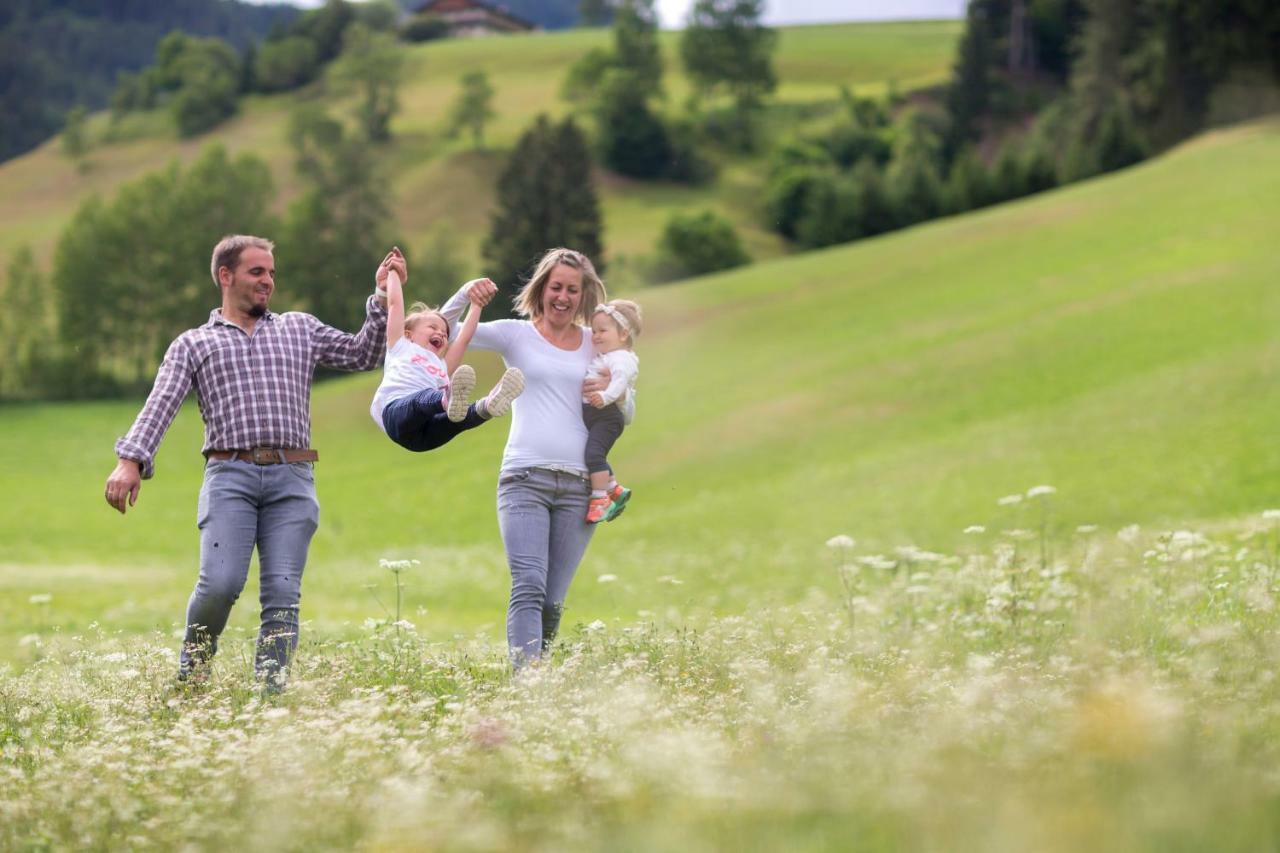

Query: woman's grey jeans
left=497, top=467, right=596, bottom=665
left=181, top=458, right=320, bottom=685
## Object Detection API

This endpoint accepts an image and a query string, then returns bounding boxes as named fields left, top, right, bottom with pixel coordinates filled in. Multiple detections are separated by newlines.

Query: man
left=103, top=234, right=404, bottom=689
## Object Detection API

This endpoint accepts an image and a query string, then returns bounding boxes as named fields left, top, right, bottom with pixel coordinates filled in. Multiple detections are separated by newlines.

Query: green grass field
left=0, top=20, right=961, bottom=281
left=2, top=108, right=1278, bottom=849
left=1, top=115, right=1276, bottom=661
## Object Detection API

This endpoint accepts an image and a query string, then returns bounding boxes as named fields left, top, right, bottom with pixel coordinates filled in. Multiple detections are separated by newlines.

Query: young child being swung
left=583, top=299, right=642, bottom=524
left=370, top=270, right=524, bottom=452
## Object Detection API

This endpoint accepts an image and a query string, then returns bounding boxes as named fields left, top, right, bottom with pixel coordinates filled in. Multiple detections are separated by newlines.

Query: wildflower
left=28, top=594, right=52, bottom=605
left=263, top=707, right=290, bottom=720
left=597, top=574, right=619, bottom=583
left=656, top=575, right=684, bottom=585
left=1117, top=524, right=1141, bottom=543
left=1263, top=509, right=1280, bottom=520
left=585, top=619, right=607, bottom=633
left=964, top=525, right=986, bottom=534
left=826, top=534, right=855, bottom=549
left=18, top=634, right=40, bottom=647
left=1026, top=485, right=1057, bottom=498
left=998, top=494, right=1023, bottom=506
left=379, top=559, right=420, bottom=571
left=1077, top=524, right=1098, bottom=534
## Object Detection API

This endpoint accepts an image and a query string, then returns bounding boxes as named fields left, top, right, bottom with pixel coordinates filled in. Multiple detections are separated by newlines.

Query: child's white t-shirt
left=369, top=337, right=451, bottom=432
left=585, top=349, right=639, bottom=424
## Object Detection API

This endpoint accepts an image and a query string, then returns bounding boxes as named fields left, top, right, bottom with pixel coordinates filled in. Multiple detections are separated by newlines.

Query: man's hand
left=583, top=367, right=611, bottom=397
left=587, top=392, right=606, bottom=408
left=464, top=277, right=499, bottom=307
left=376, top=247, right=408, bottom=293
left=104, top=459, right=141, bottom=515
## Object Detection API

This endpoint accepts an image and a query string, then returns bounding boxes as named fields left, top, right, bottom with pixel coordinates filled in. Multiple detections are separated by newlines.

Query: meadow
left=0, top=34, right=1277, bottom=849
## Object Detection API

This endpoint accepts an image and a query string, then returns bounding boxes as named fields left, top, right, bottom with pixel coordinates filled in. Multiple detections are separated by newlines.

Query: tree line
left=761, top=0, right=1280, bottom=252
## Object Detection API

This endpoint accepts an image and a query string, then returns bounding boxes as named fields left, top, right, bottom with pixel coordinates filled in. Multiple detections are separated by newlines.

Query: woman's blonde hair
left=595, top=299, right=643, bottom=349
left=513, top=248, right=606, bottom=323
left=404, top=302, right=450, bottom=338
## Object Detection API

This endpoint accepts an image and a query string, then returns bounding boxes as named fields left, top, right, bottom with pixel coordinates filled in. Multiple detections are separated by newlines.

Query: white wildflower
left=597, top=574, right=618, bottom=583
left=28, top=594, right=52, bottom=605
left=998, top=494, right=1023, bottom=506
left=1026, top=485, right=1057, bottom=498
left=1118, top=524, right=1142, bottom=543
left=656, top=575, right=684, bottom=585
left=262, top=707, right=290, bottom=720
left=826, top=534, right=855, bottom=549
left=585, top=619, right=607, bottom=633
left=1076, top=524, right=1098, bottom=534
left=18, top=634, right=40, bottom=647
left=1263, top=509, right=1280, bottom=520
left=964, top=525, right=986, bottom=534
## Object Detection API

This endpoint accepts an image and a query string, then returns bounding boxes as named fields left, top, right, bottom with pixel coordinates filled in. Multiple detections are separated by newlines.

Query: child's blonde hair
left=595, top=299, right=642, bottom=349
left=404, top=302, right=450, bottom=338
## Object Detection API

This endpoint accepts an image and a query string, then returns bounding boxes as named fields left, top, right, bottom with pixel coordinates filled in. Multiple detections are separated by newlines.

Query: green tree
left=680, top=0, right=777, bottom=137
left=331, top=22, right=402, bottom=143
left=53, top=146, right=278, bottom=385
left=277, top=104, right=395, bottom=331
left=448, top=71, right=496, bottom=150
left=655, top=210, right=749, bottom=280
left=61, top=105, right=89, bottom=168
left=254, top=36, right=320, bottom=92
left=613, top=0, right=662, bottom=95
left=592, top=69, right=672, bottom=178
left=0, top=246, right=52, bottom=399
left=944, top=2, right=995, bottom=160
left=482, top=115, right=604, bottom=310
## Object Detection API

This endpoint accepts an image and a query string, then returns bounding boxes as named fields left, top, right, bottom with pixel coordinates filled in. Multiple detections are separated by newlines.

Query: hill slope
left=0, top=21, right=962, bottom=282
left=1, top=117, right=1275, bottom=655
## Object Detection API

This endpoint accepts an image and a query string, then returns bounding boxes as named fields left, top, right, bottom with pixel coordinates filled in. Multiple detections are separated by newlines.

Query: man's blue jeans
left=497, top=467, right=596, bottom=666
left=180, top=458, right=319, bottom=685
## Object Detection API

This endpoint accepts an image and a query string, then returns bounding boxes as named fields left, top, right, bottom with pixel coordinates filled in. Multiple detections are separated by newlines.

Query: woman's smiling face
left=541, top=264, right=584, bottom=327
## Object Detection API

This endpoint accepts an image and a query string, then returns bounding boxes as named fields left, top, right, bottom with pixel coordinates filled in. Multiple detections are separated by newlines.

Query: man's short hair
left=210, top=235, right=275, bottom=288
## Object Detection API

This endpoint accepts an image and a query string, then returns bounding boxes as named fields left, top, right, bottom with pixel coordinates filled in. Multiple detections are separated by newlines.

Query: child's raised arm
left=385, top=270, right=405, bottom=350
left=445, top=291, right=483, bottom=376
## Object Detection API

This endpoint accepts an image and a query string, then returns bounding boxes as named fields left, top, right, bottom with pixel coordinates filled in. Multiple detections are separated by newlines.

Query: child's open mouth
left=428, top=333, right=446, bottom=350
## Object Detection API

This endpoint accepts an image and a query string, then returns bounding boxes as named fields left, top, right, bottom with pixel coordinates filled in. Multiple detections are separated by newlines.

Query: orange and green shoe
left=586, top=495, right=612, bottom=524
left=604, top=485, right=632, bottom=521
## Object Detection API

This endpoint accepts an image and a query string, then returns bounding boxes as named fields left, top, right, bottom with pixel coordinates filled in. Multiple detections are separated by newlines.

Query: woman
left=441, top=248, right=609, bottom=665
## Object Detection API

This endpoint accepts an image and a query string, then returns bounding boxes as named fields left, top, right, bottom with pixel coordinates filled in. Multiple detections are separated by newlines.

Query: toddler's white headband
left=595, top=303, right=631, bottom=333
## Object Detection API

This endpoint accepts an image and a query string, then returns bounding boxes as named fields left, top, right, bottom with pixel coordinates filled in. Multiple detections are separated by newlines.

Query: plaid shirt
left=116, top=296, right=388, bottom=479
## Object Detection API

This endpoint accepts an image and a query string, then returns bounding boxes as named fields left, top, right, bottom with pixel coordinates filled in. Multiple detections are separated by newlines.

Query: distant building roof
left=413, top=0, right=536, bottom=35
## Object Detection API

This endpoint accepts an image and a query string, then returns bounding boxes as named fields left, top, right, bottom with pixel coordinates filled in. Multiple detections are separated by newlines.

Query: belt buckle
left=250, top=447, right=281, bottom=465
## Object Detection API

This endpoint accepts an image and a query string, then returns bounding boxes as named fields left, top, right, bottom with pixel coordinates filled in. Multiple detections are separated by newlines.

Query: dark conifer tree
left=483, top=116, right=604, bottom=313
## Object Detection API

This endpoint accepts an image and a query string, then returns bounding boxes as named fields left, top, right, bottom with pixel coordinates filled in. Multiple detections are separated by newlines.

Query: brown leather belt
left=206, top=447, right=319, bottom=465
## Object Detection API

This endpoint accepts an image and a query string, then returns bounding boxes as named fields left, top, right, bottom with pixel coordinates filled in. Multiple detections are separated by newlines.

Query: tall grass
left=3, top=514, right=1278, bottom=850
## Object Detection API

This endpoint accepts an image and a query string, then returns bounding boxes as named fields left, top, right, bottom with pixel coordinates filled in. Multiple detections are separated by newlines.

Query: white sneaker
left=481, top=368, right=524, bottom=418
left=447, top=365, right=476, bottom=422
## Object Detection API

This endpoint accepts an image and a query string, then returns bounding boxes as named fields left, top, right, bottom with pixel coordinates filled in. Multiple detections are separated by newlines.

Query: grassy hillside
left=1, top=116, right=1276, bottom=661
left=0, top=20, right=961, bottom=281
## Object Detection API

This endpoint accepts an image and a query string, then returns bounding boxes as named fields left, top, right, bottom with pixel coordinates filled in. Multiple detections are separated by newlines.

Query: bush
left=656, top=210, right=750, bottom=280
left=765, top=164, right=831, bottom=241
left=795, top=161, right=895, bottom=249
